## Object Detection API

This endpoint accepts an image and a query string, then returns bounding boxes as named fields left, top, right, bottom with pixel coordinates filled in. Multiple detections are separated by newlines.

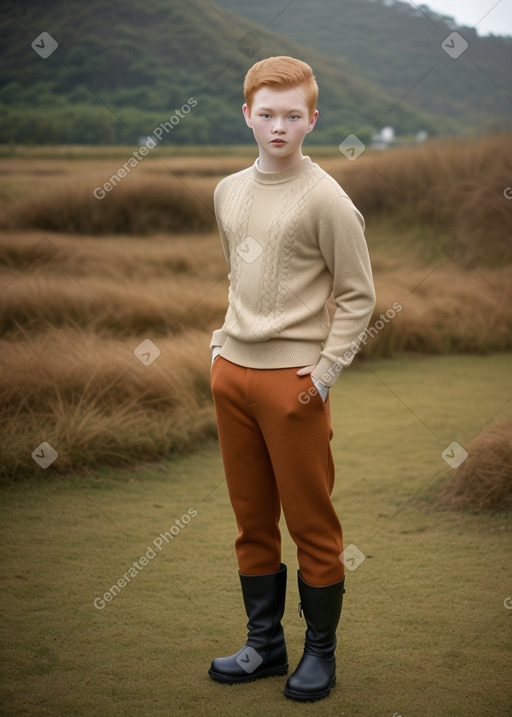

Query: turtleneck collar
left=252, top=156, right=314, bottom=185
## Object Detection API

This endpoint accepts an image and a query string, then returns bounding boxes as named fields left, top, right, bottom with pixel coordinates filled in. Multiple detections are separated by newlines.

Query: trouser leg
left=210, top=357, right=281, bottom=575
left=211, top=358, right=344, bottom=586
left=251, top=366, right=344, bottom=587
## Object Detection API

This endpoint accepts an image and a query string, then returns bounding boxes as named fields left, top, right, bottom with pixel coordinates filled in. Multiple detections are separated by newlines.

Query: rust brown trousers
left=210, top=356, right=345, bottom=587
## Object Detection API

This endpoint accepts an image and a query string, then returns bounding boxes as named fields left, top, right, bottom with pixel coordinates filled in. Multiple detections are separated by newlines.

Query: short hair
left=244, top=56, right=318, bottom=116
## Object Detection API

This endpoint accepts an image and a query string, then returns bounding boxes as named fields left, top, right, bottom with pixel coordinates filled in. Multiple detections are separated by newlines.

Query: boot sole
left=283, top=675, right=336, bottom=702
left=208, top=664, right=289, bottom=684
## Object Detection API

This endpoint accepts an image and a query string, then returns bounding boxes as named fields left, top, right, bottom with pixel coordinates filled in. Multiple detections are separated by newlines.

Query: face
left=243, top=85, right=318, bottom=170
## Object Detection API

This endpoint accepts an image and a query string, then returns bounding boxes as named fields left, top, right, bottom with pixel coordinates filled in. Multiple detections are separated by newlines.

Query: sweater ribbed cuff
left=209, top=329, right=227, bottom=349
left=311, top=357, right=345, bottom=388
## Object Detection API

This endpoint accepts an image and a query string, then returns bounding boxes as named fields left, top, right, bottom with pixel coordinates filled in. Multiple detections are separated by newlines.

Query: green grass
left=1, top=355, right=511, bottom=716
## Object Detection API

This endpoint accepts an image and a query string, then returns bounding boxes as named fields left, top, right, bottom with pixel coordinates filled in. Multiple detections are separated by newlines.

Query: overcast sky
left=417, top=0, right=512, bottom=36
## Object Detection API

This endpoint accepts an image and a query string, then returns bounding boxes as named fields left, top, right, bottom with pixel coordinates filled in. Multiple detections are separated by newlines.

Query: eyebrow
left=256, top=107, right=304, bottom=113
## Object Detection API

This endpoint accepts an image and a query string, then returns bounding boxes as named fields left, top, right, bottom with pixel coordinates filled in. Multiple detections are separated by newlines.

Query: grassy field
left=1, top=355, right=511, bottom=716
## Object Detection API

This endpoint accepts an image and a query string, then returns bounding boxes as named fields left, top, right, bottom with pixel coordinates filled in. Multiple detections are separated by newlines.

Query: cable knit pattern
left=216, top=171, right=254, bottom=338
left=256, top=180, right=304, bottom=334
left=211, top=157, right=376, bottom=387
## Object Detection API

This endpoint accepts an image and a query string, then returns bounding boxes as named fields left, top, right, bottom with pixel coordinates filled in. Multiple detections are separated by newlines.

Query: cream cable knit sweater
left=210, top=156, right=376, bottom=388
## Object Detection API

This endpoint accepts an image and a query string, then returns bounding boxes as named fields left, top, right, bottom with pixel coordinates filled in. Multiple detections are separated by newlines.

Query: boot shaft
left=240, top=563, right=287, bottom=644
left=298, top=572, right=345, bottom=657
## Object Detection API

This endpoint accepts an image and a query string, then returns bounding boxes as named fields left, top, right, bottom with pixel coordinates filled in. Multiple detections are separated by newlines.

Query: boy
left=208, top=56, right=375, bottom=702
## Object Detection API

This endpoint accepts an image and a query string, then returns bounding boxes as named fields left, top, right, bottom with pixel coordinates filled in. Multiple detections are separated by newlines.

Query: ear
left=242, top=103, right=253, bottom=128
left=306, top=109, right=319, bottom=134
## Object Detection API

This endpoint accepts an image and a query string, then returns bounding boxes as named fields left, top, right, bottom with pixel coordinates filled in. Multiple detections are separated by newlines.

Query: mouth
left=270, top=139, right=286, bottom=145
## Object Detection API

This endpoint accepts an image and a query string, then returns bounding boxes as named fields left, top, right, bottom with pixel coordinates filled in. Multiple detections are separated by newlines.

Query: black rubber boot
left=208, top=563, right=288, bottom=683
left=284, top=571, right=345, bottom=702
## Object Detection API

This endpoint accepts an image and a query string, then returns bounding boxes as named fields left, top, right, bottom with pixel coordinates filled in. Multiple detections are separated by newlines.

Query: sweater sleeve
left=311, top=196, right=376, bottom=387
left=209, top=181, right=231, bottom=349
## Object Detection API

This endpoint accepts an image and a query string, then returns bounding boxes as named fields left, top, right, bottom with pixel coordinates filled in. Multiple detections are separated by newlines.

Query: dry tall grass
left=5, top=176, right=215, bottom=235
left=1, top=137, right=511, bottom=479
left=369, top=265, right=512, bottom=356
left=0, top=231, right=225, bottom=280
left=4, top=135, right=511, bottom=263
left=437, top=420, right=512, bottom=511
left=0, top=273, right=227, bottom=336
left=0, top=228, right=229, bottom=478
left=0, top=328, right=217, bottom=477
left=333, top=134, right=512, bottom=267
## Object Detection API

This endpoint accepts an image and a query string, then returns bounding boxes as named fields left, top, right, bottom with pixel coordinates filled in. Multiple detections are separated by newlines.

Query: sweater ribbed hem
left=220, top=336, right=322, bottom=370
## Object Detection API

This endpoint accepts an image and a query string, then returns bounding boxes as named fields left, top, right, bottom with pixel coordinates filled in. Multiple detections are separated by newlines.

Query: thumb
left=296, top=365, right=316, bottom=376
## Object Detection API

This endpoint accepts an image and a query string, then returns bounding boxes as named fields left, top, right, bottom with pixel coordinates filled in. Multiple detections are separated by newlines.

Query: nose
left=272, top=118, right=285, bottom=133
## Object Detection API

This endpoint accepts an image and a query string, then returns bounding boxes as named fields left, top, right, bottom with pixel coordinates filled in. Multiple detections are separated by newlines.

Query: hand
left=297, top=365, right=329, bottom=403
left=296, top=365, right=316, bottom=377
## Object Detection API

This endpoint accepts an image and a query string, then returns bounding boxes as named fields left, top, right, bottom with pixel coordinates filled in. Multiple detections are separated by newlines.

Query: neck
left=257, top=147, right=305, bottom=173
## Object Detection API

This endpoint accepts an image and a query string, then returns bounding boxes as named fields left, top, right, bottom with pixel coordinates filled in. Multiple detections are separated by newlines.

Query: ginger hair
left=244, top=56, right=318, bottom=116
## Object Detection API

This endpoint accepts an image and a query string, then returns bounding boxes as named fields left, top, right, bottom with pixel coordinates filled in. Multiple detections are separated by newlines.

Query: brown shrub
left=333, top=134, right=512, bottom=267
left=6, top=176, right=215, bottom=235
left=0, top=272, right=228, bottom=337
left=143, top=155, right=253, bottom=177
left=0, top=231, right=227, bottom=281
left=457, top=168, right=512, bottom=266
left=360, top=266, right=512, bottom=358
left=437, top=421, right=512, bottom=511
left=0, top=328, right=218, bottom=479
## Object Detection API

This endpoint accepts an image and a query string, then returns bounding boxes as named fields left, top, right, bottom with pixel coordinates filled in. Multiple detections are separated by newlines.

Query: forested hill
left=0, top=0, right=465, bottom=145
left=215, top=0, right=512, bottom=136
